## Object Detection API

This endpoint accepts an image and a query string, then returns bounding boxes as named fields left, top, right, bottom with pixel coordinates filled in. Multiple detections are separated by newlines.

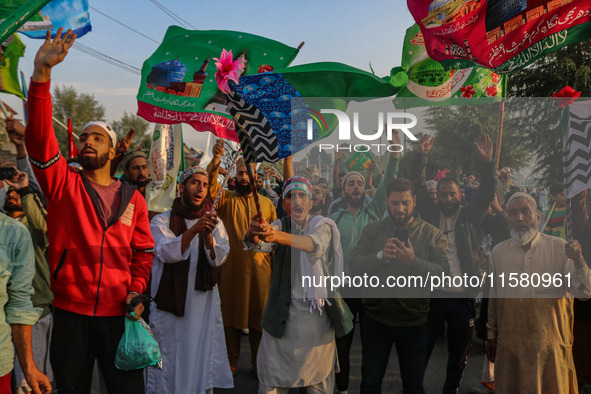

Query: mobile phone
left=391, top=228, right=409, bottom=246
left=0, top=167, right=16, bottom=181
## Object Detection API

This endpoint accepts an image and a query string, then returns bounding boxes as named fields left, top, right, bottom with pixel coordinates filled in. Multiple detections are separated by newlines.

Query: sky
left=2, top=0, right=417, bottom=149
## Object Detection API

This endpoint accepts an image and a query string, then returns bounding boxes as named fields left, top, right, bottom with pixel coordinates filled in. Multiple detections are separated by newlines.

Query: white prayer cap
left=506, top=192, right=537, bottom=210
left=82, top=121, right=117, bottom=147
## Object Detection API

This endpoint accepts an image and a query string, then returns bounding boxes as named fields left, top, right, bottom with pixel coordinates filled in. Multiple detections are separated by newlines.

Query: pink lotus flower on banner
left=485, top=85, right=498, bottom=97
left=552, top=85, right=581, bottom=107
left=460, top=85, right=476, bottom=99
left=213, top=49, right=245, bottom=94
left=491, top=72, right=500, bottom=83
left=434, top=168, right=450, bottom=181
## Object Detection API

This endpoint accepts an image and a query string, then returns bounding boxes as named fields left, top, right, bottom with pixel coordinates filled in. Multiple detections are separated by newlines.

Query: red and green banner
left=407, top=0, right=591, bottom=73
left=395, top=24, right=505, bottom=108
left=137, top=26, right=300, bottom=142
left=0, top=33, right=25, bottom=99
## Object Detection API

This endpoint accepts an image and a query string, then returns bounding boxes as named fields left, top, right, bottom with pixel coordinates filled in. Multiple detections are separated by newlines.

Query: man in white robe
left=245, top=176, right=353, bottom=394
left=146, top=167, right=233, bottom=394
left=487, top=192, right=591, bottom=394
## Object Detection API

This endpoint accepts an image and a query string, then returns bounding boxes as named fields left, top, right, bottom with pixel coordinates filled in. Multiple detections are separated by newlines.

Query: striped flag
left=564, top=101, right=591, bottom=198
left=226, top=62, right=407, bottom=162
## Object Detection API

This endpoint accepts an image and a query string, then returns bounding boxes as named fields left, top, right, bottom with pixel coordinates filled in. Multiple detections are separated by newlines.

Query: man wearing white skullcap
left=486, top=192, right=591, bottom=393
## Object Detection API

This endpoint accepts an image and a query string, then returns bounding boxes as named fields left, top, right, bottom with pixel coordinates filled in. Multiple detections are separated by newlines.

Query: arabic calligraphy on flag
left=394, top=23, right=505, bottom=108
left=407, top=0, right=591, bottom=73
left=137, top=26, right=300, bottom=142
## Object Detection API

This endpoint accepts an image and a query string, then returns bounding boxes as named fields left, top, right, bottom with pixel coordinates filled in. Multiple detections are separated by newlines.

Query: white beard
left=510, top=226, right=538, bottom=246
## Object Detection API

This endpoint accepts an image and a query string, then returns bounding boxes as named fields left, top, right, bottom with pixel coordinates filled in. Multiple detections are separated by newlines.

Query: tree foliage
left=111, top=111, right=151, bottom=150
left=52, top=85, right=106, bottom=154
left=506, top=41, right=591, bottom=185
left=415, top=103, right=532, bottom=180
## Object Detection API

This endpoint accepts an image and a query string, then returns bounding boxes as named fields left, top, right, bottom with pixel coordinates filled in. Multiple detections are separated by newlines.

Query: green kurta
left=208, top=164, right=277, bottom=331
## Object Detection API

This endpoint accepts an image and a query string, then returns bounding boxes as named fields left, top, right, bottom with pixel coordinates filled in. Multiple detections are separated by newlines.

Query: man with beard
left=146, top=166, right=233, bottom=393
left=311, top=182, right=326, bottom=216
left=122, top=151, right=150, bottom=196
left=245, top=176, right=352, bottom=393
left=24, top=29, right=154, bottom=393
left=350, top=178, right=449, bottom=393
left=486, top=192, right=591, bottom=393
left=411, top=134, right=495, bottom=394
left=3, top=171, right=53, bottom=393
left=329, top=132, right=401, bottom=394
left=206, top=139, right=277, bottom=376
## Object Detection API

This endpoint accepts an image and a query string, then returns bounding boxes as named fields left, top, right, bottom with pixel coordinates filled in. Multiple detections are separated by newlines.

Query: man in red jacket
left=24, top=29, right=154, bottom=394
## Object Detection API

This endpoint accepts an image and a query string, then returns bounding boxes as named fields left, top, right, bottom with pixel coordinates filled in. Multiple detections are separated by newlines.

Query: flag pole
left=246, top=161, right=264, bottom=223
left=495, top=101, right=505, bottom=171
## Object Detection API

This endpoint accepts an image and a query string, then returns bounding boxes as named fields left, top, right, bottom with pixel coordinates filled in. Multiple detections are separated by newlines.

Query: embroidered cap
left=179, top=166, right=208, bottom=184
left=282, top=176, right=313, bottom=199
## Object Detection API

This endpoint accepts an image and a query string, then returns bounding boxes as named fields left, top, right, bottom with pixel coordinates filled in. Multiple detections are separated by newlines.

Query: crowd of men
left=1, top=28, right=591, bottom=394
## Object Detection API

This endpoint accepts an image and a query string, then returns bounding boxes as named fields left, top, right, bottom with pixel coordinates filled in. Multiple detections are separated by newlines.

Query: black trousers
left=426, top=296, right=475, bottom=394
left=50, top=308, right=144, bottom=394
left=335, top=298, right=363, bottom=391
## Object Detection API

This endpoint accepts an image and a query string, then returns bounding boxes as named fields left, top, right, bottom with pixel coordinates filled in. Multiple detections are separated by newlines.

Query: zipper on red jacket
left=93, top=229, right=107, bottom=316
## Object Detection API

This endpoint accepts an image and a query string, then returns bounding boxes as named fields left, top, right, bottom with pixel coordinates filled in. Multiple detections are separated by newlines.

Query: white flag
left=146, top=123, right=183, bottom=212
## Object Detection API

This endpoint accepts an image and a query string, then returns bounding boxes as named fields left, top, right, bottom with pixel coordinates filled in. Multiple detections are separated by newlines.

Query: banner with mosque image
left=137, top=26, right=300, bottom=142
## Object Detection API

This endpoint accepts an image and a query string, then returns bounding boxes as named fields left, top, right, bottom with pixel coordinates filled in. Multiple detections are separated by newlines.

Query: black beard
left=344, top=193, right=364, bottom=208
left=235, top=182, right=252, bottom=196
left=438, top=201, right=461, bottom=217
left=79, top=150, right=110, bottom=171
left=3, top=201, right=21, bottom=212
left=131, top=178, right=150, bottom=187
left=389, top=212, right=412, bottom=226
left=182, top=193, right=204, bottom=212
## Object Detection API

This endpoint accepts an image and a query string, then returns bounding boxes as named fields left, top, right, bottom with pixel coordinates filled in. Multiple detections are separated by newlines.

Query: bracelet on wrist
left=128, top=291, right=141, bottom=297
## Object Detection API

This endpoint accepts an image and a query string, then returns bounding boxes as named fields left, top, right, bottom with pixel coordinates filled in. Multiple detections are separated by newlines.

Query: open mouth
left=293, top=206, right=304, bottom=215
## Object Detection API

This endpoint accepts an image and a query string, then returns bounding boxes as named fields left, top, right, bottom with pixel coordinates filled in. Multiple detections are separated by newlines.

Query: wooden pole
left=495, top=101, right=505, bottom=171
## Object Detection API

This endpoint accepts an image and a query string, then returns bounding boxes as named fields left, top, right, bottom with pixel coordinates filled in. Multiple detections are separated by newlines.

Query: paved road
left=217, top=328, right=492, bottom=394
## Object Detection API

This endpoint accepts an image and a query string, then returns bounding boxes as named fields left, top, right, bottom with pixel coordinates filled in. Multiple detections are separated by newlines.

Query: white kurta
left=146, top=211, right=233, bottom=394
left=249, top=218, right=338, bottom=389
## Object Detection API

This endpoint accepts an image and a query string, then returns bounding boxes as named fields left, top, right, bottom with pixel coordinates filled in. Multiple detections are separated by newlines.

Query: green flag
left=0, top=33, right=25, bottom=99
left=394, top=24, right=506, bottom=109
left=346, top=151, right=374, bottom=172
left=137, top=26, right=300, bottom=141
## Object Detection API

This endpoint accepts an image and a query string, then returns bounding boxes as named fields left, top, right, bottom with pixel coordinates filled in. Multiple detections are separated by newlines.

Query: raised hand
left=6, top=117, right=25, bottom=147
left=475, top=134, right=493, bottom=162
left=4, top=168, right=28, bottom=190
left=33, top=28, right=76, bottom=82
left=212, top=139, right=224, bottom=158
left=419, top=134, right=435, bottom=155
left=115, top=128, right=135, bottom=158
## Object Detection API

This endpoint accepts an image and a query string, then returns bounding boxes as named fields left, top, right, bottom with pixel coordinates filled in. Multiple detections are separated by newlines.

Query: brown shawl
left=154, top=197, right=220, bottom=317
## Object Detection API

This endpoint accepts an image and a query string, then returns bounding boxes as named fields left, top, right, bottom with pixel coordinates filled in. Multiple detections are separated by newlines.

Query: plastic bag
left=115, top=317, right=162, bottom=370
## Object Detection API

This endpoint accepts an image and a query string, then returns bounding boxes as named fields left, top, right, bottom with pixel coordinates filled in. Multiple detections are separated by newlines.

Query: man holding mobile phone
left=350, top=178, right=449, bottom=393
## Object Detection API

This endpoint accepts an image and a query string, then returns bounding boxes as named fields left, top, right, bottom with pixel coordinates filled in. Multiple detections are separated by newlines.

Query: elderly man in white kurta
left=487, top=192, right=591, bottom=394
left=146, top=167, right=233, bottom=394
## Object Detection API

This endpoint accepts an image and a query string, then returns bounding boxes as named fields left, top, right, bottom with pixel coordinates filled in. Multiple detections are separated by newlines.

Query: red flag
left=67, top=117, right=78, bottom=159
